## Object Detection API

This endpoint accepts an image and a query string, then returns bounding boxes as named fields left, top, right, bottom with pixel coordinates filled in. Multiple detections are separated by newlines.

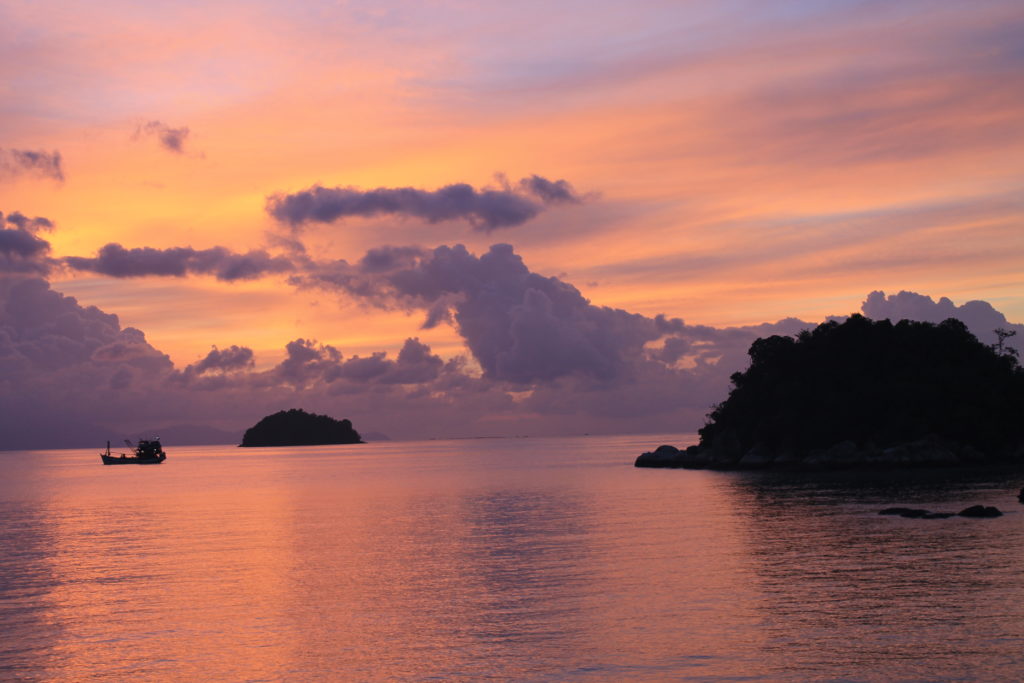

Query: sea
left=2, top=434, right=1023, bottom=682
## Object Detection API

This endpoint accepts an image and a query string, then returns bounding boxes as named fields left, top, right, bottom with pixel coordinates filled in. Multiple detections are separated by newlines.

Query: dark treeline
left=698, top=315, right=1024, bottom=456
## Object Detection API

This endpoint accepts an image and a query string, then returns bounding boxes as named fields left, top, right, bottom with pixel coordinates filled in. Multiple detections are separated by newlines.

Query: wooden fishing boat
left=100, top=439, right=166, bottom=465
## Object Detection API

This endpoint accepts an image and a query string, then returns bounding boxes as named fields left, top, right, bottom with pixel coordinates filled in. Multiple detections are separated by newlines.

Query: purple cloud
left=517, top=174, right=583, bottom=204
left=266, top=174, right=584, bottom=232
left=9, top=221, right=1024, bottom=449
left=135, top=120, right=191, bottom=153
left=0, top=149, right=64, bottom=182
left=2, top=211, right=54, bottom=233
left=1, top=211, right=54, bottom=274
left=193, top=345, right=255, bottom=374
left=296, top=242, right=807, bottom=388
left=64, top=243, right=294, bottom=282
left=327, top=338, right=444, bottom=385
left=862, top=290, right=1024, bottom=355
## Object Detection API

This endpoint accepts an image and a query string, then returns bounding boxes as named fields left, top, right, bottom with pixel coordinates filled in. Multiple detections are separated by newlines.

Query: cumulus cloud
left=134, top=120, right=191, bottom=153
left=0, top=275, right=170, bottom=407
left=1, top=211, right=54, bottom=274
left=0, top=149, right=64, bottom=182
left=10, top=224, right=1024, bottom=448
left=295, top=242, right=809, bottom=390
left=266, top=174, right=585, bottom=232
left=1, top=248, right=761, bottom=448
left=2, top=211, right=54, bottom=233
left=326, top=338, right=444, bottom=385
left=862, top=290, right=1024, bottom=354
left=269, top=338, right=343, bottom=388
left=64, top=243, right=294, bottom=281
left=168, top=344, right=256, bottom=389
left=91, top=327, right=175, bottom=374
left=192, top=345, right=255, bottom=374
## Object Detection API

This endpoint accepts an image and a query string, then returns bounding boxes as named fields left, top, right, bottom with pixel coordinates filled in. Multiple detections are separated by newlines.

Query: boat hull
left=101, top=454, right=166, bottom=465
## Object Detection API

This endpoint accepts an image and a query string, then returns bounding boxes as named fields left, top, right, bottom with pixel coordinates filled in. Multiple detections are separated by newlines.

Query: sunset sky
left=2, top=0, right=1023, bottom=447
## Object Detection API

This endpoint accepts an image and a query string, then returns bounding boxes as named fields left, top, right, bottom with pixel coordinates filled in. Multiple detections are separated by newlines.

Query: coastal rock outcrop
left=957, top=505, right=1003, bottom=518
left=637, top=315, right=1024, bottom=470
left=240, top=408, right=364, bottom=447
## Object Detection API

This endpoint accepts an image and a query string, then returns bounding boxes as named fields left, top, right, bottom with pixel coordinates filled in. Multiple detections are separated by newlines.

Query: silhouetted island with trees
left=240, top=409, right=364, bottom=447
left=638, top=315, right=1024, bottom=470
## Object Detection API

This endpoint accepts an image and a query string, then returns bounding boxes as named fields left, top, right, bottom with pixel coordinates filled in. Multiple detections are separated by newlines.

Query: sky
left=2, top=0, right=1023, bottom=448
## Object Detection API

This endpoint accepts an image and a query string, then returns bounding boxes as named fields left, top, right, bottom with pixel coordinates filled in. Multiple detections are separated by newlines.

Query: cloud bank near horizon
left=6, top=223, right=1023, bottom=448
left=861, top=290, right=1024, bottom=348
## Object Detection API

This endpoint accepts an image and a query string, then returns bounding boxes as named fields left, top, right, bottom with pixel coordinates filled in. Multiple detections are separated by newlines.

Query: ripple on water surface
left=1, top=437, right=1023, bottom=680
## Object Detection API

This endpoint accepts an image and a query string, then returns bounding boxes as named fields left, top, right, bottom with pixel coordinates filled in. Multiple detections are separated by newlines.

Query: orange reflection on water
left=4, top=438, right=1024, bottom=680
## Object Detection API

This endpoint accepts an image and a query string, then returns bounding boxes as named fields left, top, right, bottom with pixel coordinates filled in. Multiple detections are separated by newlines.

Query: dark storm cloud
left=1, top=211, right=53, bottom=274
left=135, top=120, right=191, bottom=153
left=266, top=174, right=585, bottom=232
left=0, top=149, right=64, bottom=182
left=64, top=243, right=294, bottom=281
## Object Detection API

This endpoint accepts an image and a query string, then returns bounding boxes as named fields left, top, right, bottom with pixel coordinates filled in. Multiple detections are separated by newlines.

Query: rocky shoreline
left=635, top=433, right=1024, bottom=471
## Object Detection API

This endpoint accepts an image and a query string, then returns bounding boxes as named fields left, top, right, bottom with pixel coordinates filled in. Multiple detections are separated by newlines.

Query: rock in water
left=635, top=445, right=682, bottom=468
left=878, top=507, right=955, bottom=519
left=958, top=505, right=1002, bottom=518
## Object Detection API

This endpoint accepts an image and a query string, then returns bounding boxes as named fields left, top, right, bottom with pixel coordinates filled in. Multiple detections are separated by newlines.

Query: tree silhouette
left=697, top=315, right=1024, bottom=457
left=240, top=409, right=364, bottom=447
left=993, top=328, right=1019, bottom=360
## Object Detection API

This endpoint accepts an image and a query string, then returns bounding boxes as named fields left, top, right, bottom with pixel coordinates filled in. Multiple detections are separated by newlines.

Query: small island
left=638, top=315, right=1024, bottom=470
left=240, top=408, right=364, bottom=447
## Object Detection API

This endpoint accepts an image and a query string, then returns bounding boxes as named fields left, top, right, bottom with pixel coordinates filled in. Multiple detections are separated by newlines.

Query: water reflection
left=5, top=441, right=1024, bottom=681
left=724, top=468, right=1024, bottom=680
left=453, top=490, right=594, bottom=667
left=0, top=501, right=63, bottom=678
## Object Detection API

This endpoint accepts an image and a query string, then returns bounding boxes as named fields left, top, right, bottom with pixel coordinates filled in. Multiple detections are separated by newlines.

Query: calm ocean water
left=2, top=434, right=1023, bottom=681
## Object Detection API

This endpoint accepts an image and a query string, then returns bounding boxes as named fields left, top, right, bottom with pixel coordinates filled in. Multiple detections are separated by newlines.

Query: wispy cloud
left=133, top=120, right=192, bottom=154
left=0, top=149, right=64, bottom=182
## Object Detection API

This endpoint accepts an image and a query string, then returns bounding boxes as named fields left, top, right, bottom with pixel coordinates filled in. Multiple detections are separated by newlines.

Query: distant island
left=240, top=409, right=364, bottom=447
left=638, top=315, right=1024, bottom=470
